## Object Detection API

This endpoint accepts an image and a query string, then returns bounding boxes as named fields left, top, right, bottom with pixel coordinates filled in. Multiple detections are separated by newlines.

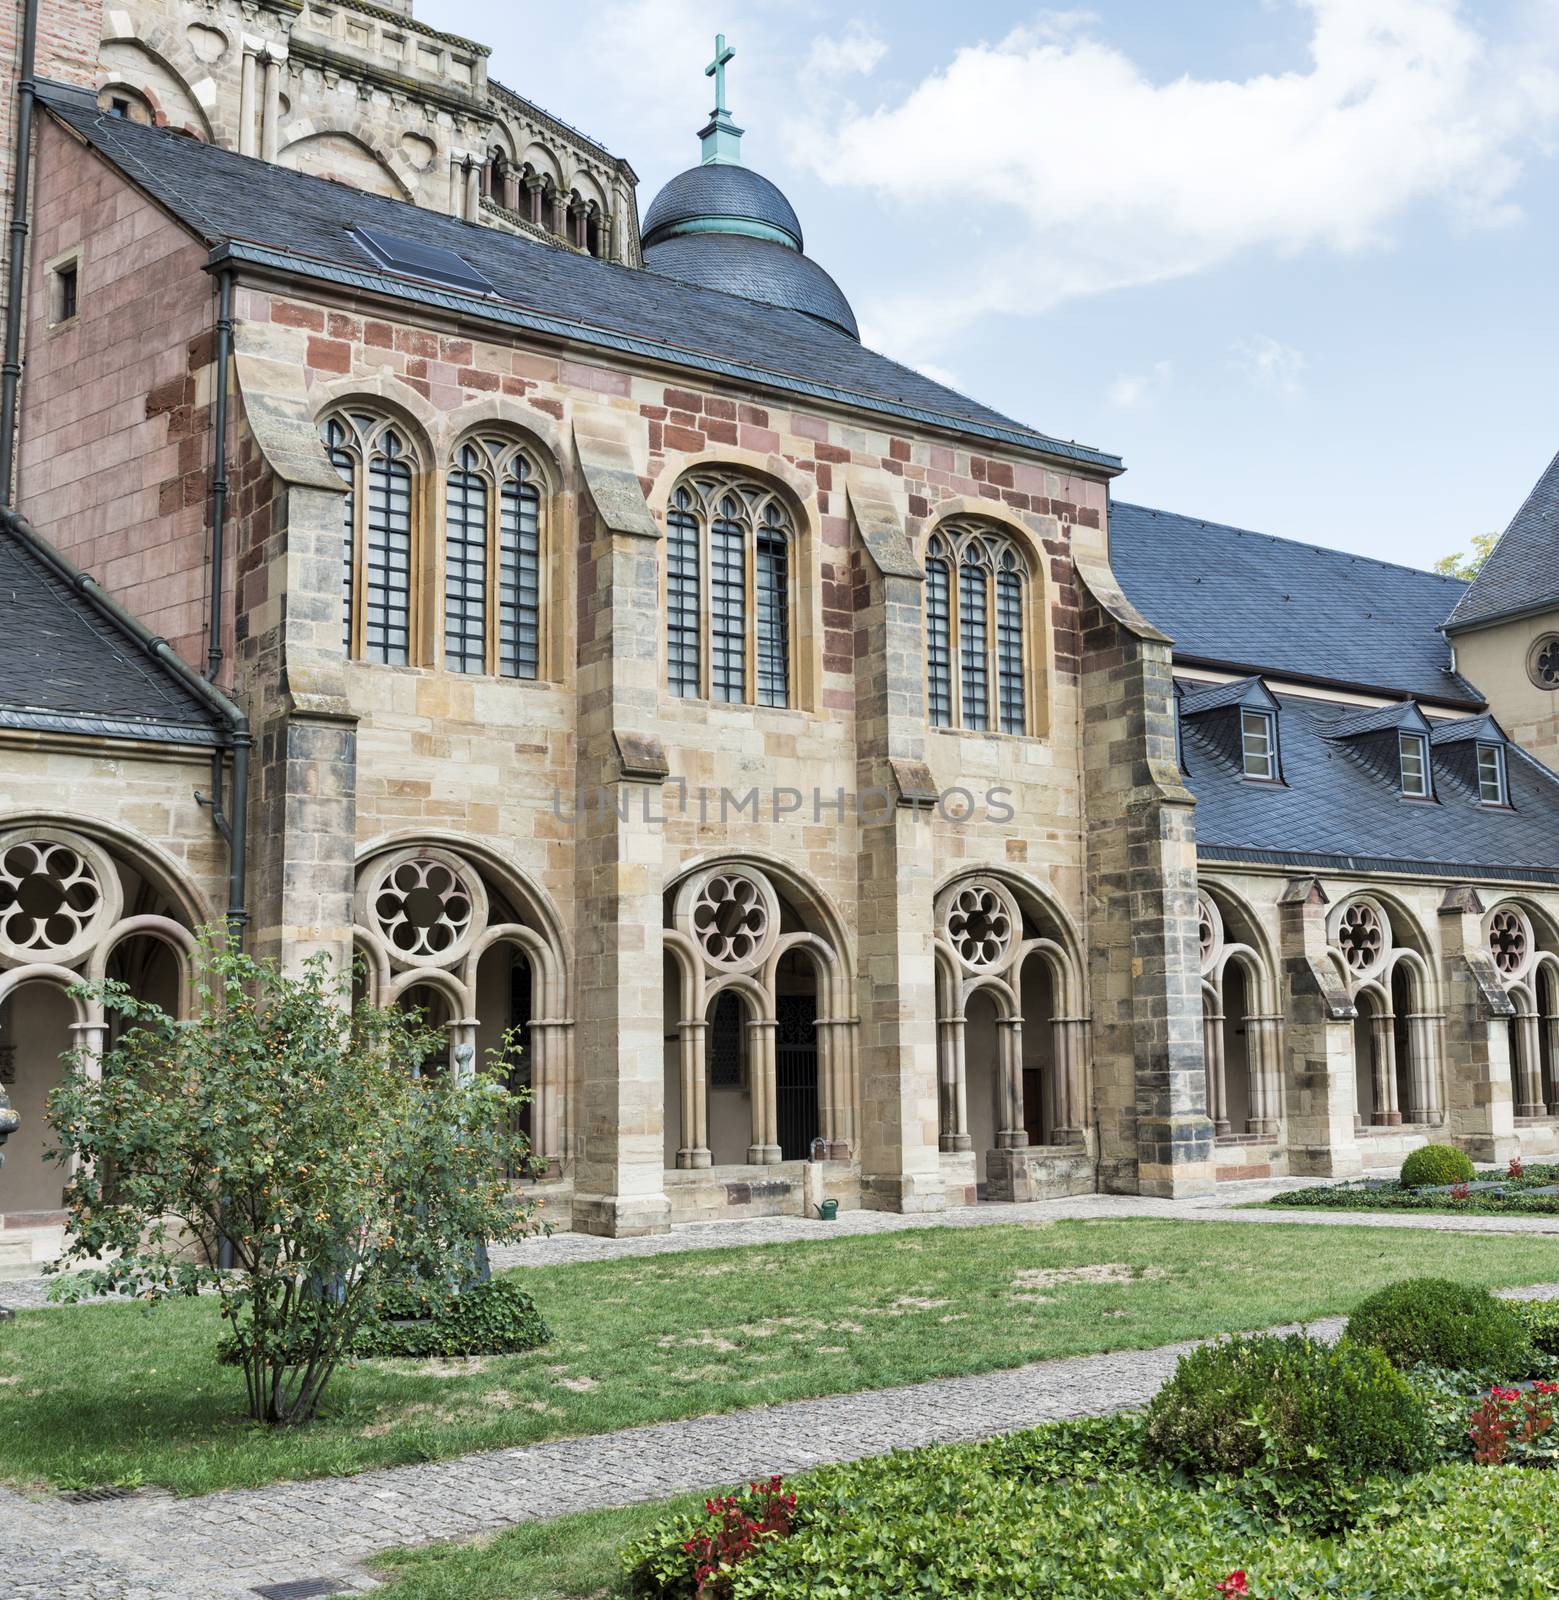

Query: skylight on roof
left=351, top=226, right=496, bottom=297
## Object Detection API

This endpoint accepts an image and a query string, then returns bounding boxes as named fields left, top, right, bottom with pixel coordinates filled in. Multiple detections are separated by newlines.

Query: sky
left=436, top=0, right=1559, bottom=572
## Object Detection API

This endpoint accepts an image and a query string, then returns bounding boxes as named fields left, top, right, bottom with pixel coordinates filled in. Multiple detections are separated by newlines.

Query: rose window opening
left=692, top=874, right=771, bottom=967
left=1531, top=636, right=1559, bottom=690
left=1197, top=895, right=1222, bottom=973
left=1337, top=902, right=1386, bottom=975
left=375, top=858, right=475, bottom=960
left=947, top=884, right=1015, bottom=971
left=0, top=836, right=111, bottom=962
left=1489, top=908, right=1530, bottom=978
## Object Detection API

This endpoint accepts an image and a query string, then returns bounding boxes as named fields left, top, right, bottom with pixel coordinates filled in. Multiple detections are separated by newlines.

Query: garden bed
left=1266, top=1162, right=1559, bottom=1216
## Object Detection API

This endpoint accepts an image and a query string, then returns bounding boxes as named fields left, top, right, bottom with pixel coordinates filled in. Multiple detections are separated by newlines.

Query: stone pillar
left=1277, top=878, right=1363, bottom=1177
left=526, top=1017, right=569, bottom=1178
left=848, top=471, right=945, bottom=1214
left=675, top=1019, right=710, bottom=1168
left=552, top=187, right=570, bottom=237
left=1546, top=1009, right=1559, bottom=1117
left=238, top=49, right=258, bottom=157
left=1516, top=1011, right=1546, bottom=1118
left=568, top=410, right=672, bottom=1235
left=995, top=1016, right=1026, bottom=1148
left=1438, top=885, right=1518, bottom=1163
left=1246, top=1014, right=1283, bottom=1136
left=1402, top=1012, right=1439, bottom=1124
left=260, top=53, right=282, bottom=163
left=1369, top=1010, right=1401, bottom=1124
left=1075, top=550, right=1212, bottom=1196
left=937, top=1015, right=971, bottom=1152
left=1203, top=1005, right=1230, bottom=1135
left=745, top=1018, right=780, bottom=1164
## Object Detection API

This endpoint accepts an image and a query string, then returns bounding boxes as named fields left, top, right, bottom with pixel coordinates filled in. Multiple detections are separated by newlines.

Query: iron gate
left=775, top=994, right=819, bottom=1161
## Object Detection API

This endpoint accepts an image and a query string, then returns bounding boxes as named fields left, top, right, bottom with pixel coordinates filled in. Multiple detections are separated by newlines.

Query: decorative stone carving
left=940, top=878, right=1020, bottom=975
left=1528, top=635, right=1559, bottom=691
left=0, top=829, right=122, bottom=970
left=675, top=867, right=779, bottom=974
left=1333, top=898, right=1389, bottom=978
left=359, top=847, right=488, bottom=971
left=1487, top=904, right=1533, bottom=981
left=1197, top=893, right=1223, bottom=974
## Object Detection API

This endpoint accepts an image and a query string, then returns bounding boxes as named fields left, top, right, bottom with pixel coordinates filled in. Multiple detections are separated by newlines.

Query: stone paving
left=8, top=1187, right=1559, bottom=1598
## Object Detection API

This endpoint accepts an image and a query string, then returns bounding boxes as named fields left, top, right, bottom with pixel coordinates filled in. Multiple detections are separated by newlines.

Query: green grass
left=365, top=1496, right=701, bottom=1600
left=4, top=1217, right=1559, bottom=1497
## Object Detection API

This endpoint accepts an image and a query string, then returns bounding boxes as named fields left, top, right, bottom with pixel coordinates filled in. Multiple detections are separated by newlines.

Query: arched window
left=321, top=411, right=418, bottom=665
left=925, top=523, right=1030, bottom=735
left=666, top=472, right=794, bottom=708
left=444, top=436, right=545, bottom=679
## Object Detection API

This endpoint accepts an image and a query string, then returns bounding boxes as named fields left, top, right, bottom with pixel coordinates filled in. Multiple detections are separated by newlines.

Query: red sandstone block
left=442, top=339, right=474, bottom=364
left=703, top=418, right=737, bottom=445
left=306, top=337, right=351, bottom=374
left=327, top=312, right=361, bottom=341
left=531, top=397, right=564, bottom=420
left=511, top=351, right=560, bottom=382
left=273, top=301, right=326, bottom=332
left=790, top=412, right=828, bottom=442
left=640, top=404, right=668, bottom=421
left=703, top=396, right=736, bottom=421
left=561, top=359, right=630, bottom=396
left=738, top=424, right=779, bottom=454
left=815, top=442, right=850, bottom=465
left=738, top=403, right=769, bottom=427
left=395, top=327, right=440, bottom=359
left=667, top=409, right=699, bottom=428
left=889, top=437, right=911, bottom=462
left=663, top=386, right=702, bottom=413
left=663, top=424, right=704, bottom=452
left=364, top=320, right=394, bottom=349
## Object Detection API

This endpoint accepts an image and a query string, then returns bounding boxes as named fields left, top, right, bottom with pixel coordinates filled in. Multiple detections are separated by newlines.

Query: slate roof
left=39, top=87, right=1119, bottom=471
left=0, top=517, right=223, bottom=745
left=1445, top=447, right=1559, bottom=632
left=1110, top=501, right=1479, bottom=706
left=642, top=233, right=858, bottom=339
left=1183, top=690, right=1559, bottom=885
left=642, top=163, right=803, bottom=249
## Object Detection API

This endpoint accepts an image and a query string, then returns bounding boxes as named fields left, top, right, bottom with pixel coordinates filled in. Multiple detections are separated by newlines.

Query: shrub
left=359, top=1278, right=550, bottom=1358
left=983, top=1412, right=1148, bottom=1484
left=1345, top=1278, right=1534, bottom=1375
left=1144, top=1333, right=1430, bottom=1527
left=1466, top=1380, right=1559, bottom=1465
left=1399, top=1143, right=1474, bottom=1188
left=624, top=1476, right=797, bottom=1598
left=1511, top=1297, right=1559, bottom=1358
left=49, top=937, right=543, bottom=1425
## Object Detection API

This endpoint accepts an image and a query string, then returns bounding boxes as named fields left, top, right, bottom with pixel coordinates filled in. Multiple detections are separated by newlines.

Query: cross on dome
left=705, top=32, right=735, bottom=116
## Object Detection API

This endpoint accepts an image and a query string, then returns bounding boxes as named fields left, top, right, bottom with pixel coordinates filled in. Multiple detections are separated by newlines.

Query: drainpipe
left=206, top=270, right=233, bottom=682
left=0, top=0, right=39, bottom=505
left=0, top=510, right=251, bottom=936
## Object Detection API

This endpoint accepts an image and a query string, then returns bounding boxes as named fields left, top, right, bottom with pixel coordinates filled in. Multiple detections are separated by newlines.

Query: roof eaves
left=0, top=707, right=223, bottom=745
left=1171, top=652, right=1485, bottom=711
left=1443, top=594, right=1559, bottom=635
left=1197, top=844, right=1559, bottom=889
left=212, top=240, right=1126, bottom=471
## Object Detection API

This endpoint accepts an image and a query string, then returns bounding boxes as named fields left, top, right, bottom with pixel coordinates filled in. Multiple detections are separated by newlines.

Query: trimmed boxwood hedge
left=1345, top=1278, right=1533, bottom=1376
left=1399, top=1143, right=1475, bottom=1188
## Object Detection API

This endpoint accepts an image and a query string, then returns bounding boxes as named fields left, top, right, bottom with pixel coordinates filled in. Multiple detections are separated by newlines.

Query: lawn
left=4, top=1217, right=1559, bottom=1496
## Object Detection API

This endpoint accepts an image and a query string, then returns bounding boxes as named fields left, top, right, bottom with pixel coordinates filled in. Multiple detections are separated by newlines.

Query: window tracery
left=925, top=524, right=1029, bottom=735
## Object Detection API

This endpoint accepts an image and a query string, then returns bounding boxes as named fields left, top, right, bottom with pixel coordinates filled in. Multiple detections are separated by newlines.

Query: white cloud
left=1109, top=360, right=1173, bottom=409
left=805, top=22, right=888, bottom=80
left=788, top=0, right=1559, bottom=352
left=1232, top=336, right=1307, bottom=395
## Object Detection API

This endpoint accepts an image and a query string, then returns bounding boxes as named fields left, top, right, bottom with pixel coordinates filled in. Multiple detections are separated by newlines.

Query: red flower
left=1508, top=1157, right=1525, bottom=1179
left=1215, top=1574, right=1250, bottom=1598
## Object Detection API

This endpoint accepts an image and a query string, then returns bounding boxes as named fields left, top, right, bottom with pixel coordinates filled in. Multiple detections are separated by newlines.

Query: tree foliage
left=1433, top=531, right=1498, bottom=580
left=48, top=936, right=542, bottom=1425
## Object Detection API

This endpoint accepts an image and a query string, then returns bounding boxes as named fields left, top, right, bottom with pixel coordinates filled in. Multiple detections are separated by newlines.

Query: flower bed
left=1266, top=1162, right=1559, bottom=1216
left=622, top=1290, right=1559, bottom=1599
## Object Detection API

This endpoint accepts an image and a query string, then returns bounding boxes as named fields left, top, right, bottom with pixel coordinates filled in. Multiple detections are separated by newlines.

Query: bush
left=983, top=1412, right=1148, bottom=1484
left=1144, top=1334, right=1430, bottom=1527
left=1399, top=1143, right=1474, bottom=1188
left=359, top=1278, right=550, bottom=1358
left=1510, top=1297, right=1559, bottom=1359
left=1346, top=1278, right=1534, bottom=1375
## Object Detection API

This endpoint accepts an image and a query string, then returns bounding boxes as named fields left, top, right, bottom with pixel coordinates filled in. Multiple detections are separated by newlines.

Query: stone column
left=848, top=471, right=945, bottom=1214
left=1245, top=1014, right=1283, bottom=1136
left=569, top=409, right=671, bottom=1236
left=465, top=160, right=481, bottom=221
left=937, top=1015, right=971, bottom=1152
left=1402, top=1012, right=1438, bottom=1124
left=1546, top=1010, right=1559, bottom=1118
left=1277, top=878, right=1363, bottom=1177
left=260, top=53, right=282, bottom=163
left=552, top=187, right=570, bottom=237
left=1369, top=1010, right=1401, bottom=1124
left=995, top=1016, right=1026, bottom=1148
left=746, top=1018, right=780, bottom=1165
left=1203, top=1005, right=1229, bottom=1135
left=675, top=1019, right=710, bottom=1168
left=1438, top=885, right=1518, bottom=1163
left=1075, top=546, right=1212, bottom=1196
left=1516, top=1011, right=1546, bottom=1118
left=238, top=48, right=258, bottom=157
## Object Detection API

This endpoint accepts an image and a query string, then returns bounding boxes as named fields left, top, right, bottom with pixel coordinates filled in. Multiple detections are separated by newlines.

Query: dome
left=642, top=163, right=803, bottom=252
left=643, top=232, right=859, bottom=340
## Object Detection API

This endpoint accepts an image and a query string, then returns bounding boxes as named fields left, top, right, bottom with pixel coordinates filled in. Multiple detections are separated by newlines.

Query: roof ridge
left=1112, top=499, right=1469, bottom=587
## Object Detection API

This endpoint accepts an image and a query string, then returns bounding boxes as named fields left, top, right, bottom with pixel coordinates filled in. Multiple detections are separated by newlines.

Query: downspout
left=0, top=511, right=251, bottom=935
left=0, top=0, right=39, bottom=505
left=206, top=269, right=232, bottom=682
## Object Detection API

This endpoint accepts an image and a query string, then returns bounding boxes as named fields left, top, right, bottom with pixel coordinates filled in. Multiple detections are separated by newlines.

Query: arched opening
left=0, top=977, right=75, bottom=1213
left=1018, top=955, right=1059, bottom=1144
left=1390, top=964, right=1415, bottom=1121
left=773, top=947, right=820, bottom=1161
left=1221, top=961, right=1252, bottom=1133
left=396, top=980, right=454, bottom=1077
left=1540, top=963, right=1559, bottom=1113
left=473, top=941, right=534, bottom=1174
left=706, top=988, right=753, bottom=1166
left=1353, top=988, right=1397, bottom=1128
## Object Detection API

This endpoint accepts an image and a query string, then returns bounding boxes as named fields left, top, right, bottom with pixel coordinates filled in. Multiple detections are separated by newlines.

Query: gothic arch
left=446, top=400, right=567, bottom=482
left=98, top=33, right=215, bottom=141
left=278, top=122, right=417, bottom=200
left=310, top=375, right=441, bottom=449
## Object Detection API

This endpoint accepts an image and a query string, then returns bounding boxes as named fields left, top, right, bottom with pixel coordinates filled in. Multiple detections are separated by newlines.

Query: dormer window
left=1398, top=731, right=1430, bottom=798
left=1477, top=742, right=1508, bottom=806
left=1240, top=708, right=1277, bottom=780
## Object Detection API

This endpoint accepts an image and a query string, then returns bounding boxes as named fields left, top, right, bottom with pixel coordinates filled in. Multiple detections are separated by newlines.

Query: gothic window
left=1240, top=708, right=1277, bottom=780
left=1398, top=731, right=1430, bottom=798
left=665, top=473, right=794, bottom=708
left=1529, top=635, right=1559, bottom=691
left=925, top=524, right=1030, bottom=735
left=444, top=437, right=545, bottom=679
left=321, top=411, right=418, bottom=665
left=1477, top=742, right=1509, bottom=806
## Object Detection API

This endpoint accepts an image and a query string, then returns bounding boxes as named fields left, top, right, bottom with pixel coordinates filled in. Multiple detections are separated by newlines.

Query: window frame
left=663, top=471, right=798, bottom=710
left=1476, top=741, right=1509, bottom=807
left=1398, top=730, right=1432, bottom=799
left=924, top=522, right=1035, bottom=738
left=320, top=409, right=424, bottom=667
left=442, top=433, right=549, bottom=681
left=1240, top=707, right=1279, bottom=782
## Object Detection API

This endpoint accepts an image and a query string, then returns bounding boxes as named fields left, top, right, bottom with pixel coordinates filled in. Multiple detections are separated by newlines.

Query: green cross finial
left=706, top=32, right=735, bottom=115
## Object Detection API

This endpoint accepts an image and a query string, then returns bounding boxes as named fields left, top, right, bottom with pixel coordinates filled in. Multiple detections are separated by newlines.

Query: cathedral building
left=0, top=0, right=1557, bottom=1265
